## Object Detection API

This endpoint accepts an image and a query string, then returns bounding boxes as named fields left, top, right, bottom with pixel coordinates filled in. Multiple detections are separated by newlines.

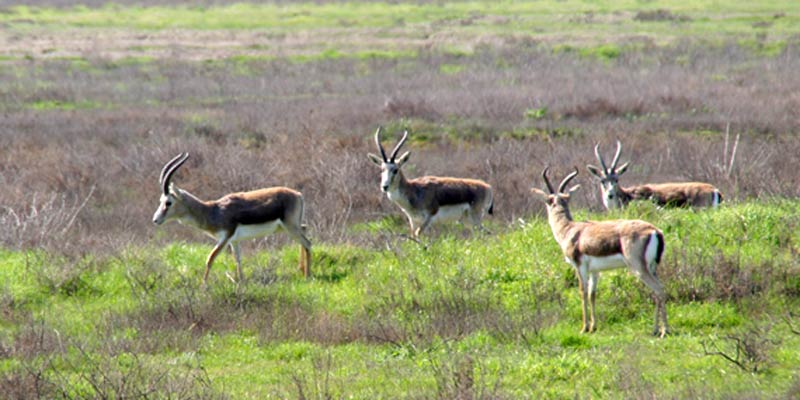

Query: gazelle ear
left=567, top=184, right=581, bottom=194
left=367, top=153, right=383, bottom=166
left=530, top=188, right=549, bottom=200
left=396, top=151, right=411, bottom=166
left=587, top=165, right=604, bottom=179
left=615, top=162, right=630, bottom=175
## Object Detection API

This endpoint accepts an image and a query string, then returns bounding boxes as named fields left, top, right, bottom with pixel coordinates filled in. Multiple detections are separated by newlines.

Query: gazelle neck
left=388, top=169, right=413, bottom=206
left=616, top=185, right=634, bottom=205
left=174, top=188, right=217, bottom=231
left=547, top=203, right=575, bottom=243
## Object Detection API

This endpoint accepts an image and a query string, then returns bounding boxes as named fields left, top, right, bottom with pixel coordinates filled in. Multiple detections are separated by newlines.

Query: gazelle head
left=530, top=167, right=581, bottom=211
left=367, top=127, right=411, bottom=193
left=152, top=152, right=190, bottom=225
left=586, top=141, right=630, bottom=209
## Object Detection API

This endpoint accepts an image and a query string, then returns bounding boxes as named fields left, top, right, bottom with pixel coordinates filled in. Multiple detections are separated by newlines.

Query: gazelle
left=367, top=127, right=494, bottom=238
left=152, top=153, right=312, bottom=285
left=530, top=167, right=669, bottom=337
left=587, top=141, right=722, bottom=209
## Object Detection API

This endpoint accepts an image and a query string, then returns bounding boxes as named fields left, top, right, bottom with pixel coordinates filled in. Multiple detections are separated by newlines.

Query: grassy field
left=2, top=201, right=800, bottom=398
left=1, top=1, right=800, bottom=398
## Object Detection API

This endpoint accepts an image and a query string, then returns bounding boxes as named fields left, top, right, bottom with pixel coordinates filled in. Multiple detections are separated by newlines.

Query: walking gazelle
left=530, top=167, right=669, bottom=337
left=152, top=153, right=312, bottom=285
left=587, top=141, right=722, bottom=209
left=367, top=127, right=494, bottom=239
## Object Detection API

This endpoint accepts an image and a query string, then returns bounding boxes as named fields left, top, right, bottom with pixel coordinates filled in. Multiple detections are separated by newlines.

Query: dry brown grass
left=1, top=43, right=798, bottom=254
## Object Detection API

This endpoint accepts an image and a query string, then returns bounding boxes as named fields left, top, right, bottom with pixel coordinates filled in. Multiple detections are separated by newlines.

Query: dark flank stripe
left=655, top=231, right=665, bottom=265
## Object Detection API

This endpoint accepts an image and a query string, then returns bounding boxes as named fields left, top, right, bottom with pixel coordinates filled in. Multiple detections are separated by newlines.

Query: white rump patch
left=644, top=232, right=660, bottom=265
left=712, top=191, right=721, bottom=208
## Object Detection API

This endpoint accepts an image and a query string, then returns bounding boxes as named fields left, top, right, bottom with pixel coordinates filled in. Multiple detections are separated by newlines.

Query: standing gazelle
left=530, top=167, right=669, bottom=337
left=367, top=127, right=494, bottom=239
left=587, top=141, right=722, bottom=209
left=152, top=153, right=312, bottom=284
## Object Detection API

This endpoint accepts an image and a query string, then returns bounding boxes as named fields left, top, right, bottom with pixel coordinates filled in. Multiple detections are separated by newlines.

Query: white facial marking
left=380, top=162, right=398, bottom=192
left=152, top=193, right=173, bottom=224
left=600, top=179, right=622, bottom=209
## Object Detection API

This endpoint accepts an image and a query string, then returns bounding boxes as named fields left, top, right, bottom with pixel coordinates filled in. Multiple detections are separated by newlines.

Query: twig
left=61, top=185, right=96, bottom=235
left=783, top=313, right=800, bottom=335
left=728, top=132, right=740, bottom=178
left=701, top=338, right=749, bottom=372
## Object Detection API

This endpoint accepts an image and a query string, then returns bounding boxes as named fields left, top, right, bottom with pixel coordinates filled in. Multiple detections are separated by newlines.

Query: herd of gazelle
left=152, top=129, right=721, bottom=337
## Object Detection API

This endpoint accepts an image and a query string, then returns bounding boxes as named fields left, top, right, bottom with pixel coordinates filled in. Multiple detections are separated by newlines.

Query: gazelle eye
left=165, top=201, right=173, bottom=207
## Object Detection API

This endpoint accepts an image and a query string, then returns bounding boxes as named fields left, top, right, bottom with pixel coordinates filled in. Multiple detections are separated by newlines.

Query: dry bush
left=118, top=271, right=363, bottom=347
left=2, top=337, right=225, bottom=400
left=0, top=187, right=95, bottom=253
left=701, top=322, right=780, bottom=373
left=427, top=353, right=508, bottom=400
left=633, top=9, right=692, bottom=23
left=288, top=352, right=342, bottom=400
left=53, top=343, right=223, bottom=400
left=0, top=322, right=64, bottom=399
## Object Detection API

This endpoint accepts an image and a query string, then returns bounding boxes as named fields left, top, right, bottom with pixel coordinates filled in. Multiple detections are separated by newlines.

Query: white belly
left=585, top=254, right=627, bottom=272
left=228, top=220, right=282, bottom=243
left=431, top=203, right=470, bottom=224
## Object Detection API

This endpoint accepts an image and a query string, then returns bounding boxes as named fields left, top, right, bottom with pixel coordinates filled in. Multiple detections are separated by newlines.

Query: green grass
left=2, top=1, right=799, bottom=56
left=25, top=99, right=107, bottom=110
left=2, top=200, right=800, bottom=397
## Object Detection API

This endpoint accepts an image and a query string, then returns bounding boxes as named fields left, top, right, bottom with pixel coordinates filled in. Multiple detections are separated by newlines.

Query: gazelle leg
left=587, top=272, right=599, bottom=332
left=637, top=269, right=669, bottom=338
left=229, top=242, right=243, bottom=283
left=405, top=215, right=417, bottom=237
left=576, top=266, right=590, bottom=333
left=469, top=208, right=490, bottom=235
left=285, top=224, right=312, bottom=278
left=414, top=215, right=434, bottom=238
left=204, top=236, right=230, bottom=286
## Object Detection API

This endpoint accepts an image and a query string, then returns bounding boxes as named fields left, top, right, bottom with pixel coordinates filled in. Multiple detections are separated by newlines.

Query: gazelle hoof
left=653, top=328, right=669, bottom=338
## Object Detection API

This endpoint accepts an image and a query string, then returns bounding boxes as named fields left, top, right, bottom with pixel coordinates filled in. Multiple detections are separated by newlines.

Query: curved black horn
left=160, top=153, right=189, bottom=195
left=374, top=126, right=388, bottom=162
left=159, top=153, right=185, bottom=184
left=594, top=143, right=609, bottom=174
left=558, top=167, right=579, bottom=194
left=542, top=167, right=555, bottom=194
left=389, top=130, right=409, bottom=162
left=610, top=140, right=623, bottom=171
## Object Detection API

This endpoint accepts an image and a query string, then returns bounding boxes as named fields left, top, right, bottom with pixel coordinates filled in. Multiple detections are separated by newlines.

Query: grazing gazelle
left=152, top=153, right=312, bottom=284
left=367, top=127, right=494, bottom=239
left=530, top=167, right=669, bottom=337
left=587, top=141, right=722, bottom=209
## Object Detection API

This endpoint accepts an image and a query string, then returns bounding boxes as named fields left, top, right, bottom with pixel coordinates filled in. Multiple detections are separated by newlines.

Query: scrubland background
left=1, top=1, right=799, bottom=398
